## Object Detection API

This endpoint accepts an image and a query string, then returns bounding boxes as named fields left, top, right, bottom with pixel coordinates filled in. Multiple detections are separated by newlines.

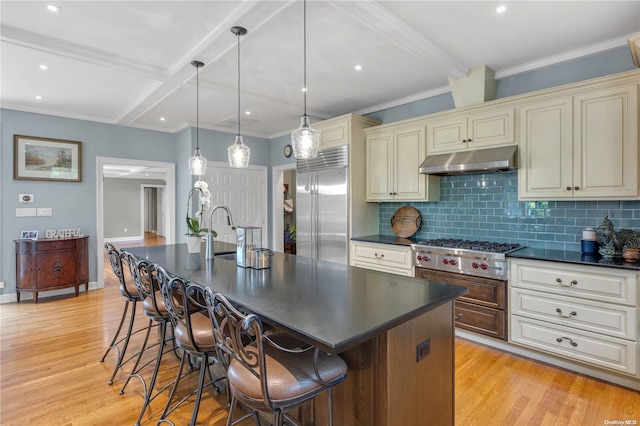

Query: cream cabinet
left=350, top=241, right=414, bottom=276
left=313, top=115, right=350, bottom=150
left=426, top=107, right=515, bottom=154
left=365, top=124, right=440, bottom=202
left=519, top=84, right=639, bottom=200
left=509, top=258, right=639, bottom=377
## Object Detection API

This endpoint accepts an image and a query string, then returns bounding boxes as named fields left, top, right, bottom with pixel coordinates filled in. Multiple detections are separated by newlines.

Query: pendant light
left=228, top=26, right=251, bottom=168
left=291, top=0, right=319, bottom=159
left=188, top=60, right=207, bottom=176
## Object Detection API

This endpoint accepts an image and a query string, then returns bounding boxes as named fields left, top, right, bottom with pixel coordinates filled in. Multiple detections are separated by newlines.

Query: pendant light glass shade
left=228, top=26, right=250, bottom=168
left=291, top=0, right=319, bottom=159
left=228, top=135, right=250, bottom=168
left=188, top=148, right=207, bottom=176
left=188, top=60, right=207, bottom=176
left=291, top=115, right=320, bottom=159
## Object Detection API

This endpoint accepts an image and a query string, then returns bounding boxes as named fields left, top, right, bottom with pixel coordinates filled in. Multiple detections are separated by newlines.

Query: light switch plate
left=19, top=194, right=34, bottom=203
left=37, top=208, right=52, bottom=216
left=16, top=208, right=37, bottom=217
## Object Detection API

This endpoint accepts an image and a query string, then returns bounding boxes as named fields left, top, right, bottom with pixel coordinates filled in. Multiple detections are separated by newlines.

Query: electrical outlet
left=416, top=338, right=431, bottom=362
left=124, top=228, right=127, bottom=233
left=0, top=281, right=4, bottom=289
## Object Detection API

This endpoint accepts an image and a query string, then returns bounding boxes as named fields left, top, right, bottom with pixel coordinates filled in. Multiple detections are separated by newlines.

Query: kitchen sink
left=214, top=252, right=236, bottom=260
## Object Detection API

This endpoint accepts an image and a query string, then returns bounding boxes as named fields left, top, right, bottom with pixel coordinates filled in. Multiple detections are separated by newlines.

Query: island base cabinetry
left=14, top=236, right=89, bottom=303
left=295, top=301, right=455, bottom=426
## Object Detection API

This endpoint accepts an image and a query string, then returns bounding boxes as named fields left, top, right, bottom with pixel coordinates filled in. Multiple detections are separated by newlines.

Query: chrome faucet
left=205, top=205, right=235, bottom=259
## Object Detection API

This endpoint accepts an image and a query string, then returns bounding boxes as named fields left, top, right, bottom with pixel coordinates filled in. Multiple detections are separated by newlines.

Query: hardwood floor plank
left=1, top=235, right=638, bottom=425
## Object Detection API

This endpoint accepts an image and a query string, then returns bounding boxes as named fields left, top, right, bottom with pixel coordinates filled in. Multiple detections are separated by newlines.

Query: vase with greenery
left=185, top=181, right=216, bottom=253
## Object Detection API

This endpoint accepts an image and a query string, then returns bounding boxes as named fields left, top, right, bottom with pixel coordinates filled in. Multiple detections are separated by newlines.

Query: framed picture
left=20, top=230, right=38, bottom=240
left=14, top=135, right=82, bottom=182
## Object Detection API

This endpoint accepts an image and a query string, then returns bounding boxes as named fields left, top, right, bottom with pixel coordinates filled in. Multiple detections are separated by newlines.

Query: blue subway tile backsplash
left=378, top=171, right=640, bottom=251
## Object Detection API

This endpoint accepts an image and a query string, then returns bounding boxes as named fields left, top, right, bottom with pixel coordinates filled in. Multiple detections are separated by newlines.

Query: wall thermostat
left=19, top=194, right=34, bottom=203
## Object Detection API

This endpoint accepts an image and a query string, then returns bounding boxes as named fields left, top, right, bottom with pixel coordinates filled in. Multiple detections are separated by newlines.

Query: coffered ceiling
left=1, top=1, right=639, bottom=139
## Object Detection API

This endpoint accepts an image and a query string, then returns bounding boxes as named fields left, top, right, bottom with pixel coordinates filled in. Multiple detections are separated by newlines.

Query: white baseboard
left=0, top=281, right=101, bottom=304
left=104, top=236, right=142, bottom=243
left=455, top=329, right=640, bottom=391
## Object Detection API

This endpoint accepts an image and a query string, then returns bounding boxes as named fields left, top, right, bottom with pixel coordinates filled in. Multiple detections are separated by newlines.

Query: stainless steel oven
left=412, top=239, right=521, bottom=341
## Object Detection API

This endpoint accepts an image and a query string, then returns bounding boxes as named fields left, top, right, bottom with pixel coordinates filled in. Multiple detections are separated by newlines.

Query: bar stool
left=101, top=243, right=145, bottom=386
left=207, top=290, right=348, bottom=426
left=119, top=254, right=176, bottom=426
left=159, top=277, right=226, bottom=426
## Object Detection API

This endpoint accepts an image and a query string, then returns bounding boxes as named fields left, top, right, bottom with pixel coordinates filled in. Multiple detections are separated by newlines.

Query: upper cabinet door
left=574, top=85, right=639, bottom=199
left=365, top=130, right=394, bottom=201
left=315, top=117, right=350, bottom=150
left=518, top=98, right=574, bottom=199
left=393, top=125, right=427, bottom=200
left=426, top=116, right=467, bottom=153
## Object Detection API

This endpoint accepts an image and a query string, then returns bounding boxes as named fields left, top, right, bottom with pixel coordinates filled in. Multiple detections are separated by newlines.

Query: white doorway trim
left=140, top=184, right=166, bottom=237
left=271, top=163, right=296, bottom=252
left=96, top=157, right=175, bottom=289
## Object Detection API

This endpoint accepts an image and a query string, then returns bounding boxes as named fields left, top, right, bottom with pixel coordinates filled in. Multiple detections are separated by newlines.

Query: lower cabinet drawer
left=455, top=301, right=506, bottom=340
left=351, top=260, right=414, bottom=277
left=510, top=315, right=638, bottom=376
left=351, top=242, right=413, bottom=269
left=511, top=288, right=637, bottom=340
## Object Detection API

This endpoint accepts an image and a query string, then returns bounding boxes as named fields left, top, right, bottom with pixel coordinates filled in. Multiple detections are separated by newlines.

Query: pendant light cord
left=196, top=64, right=200, bottom=150
left=237, top=31, right=241, bottom=137
left=303, top=0, right=307, bottom=117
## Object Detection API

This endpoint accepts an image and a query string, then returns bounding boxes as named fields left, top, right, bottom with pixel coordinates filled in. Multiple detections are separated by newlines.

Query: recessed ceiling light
left=39, top=64, right=48, bottom=70
left=496, top=5, right=506, bottom=14
left=47, top=4, right=59, bottom=12
left=35, top=95, right=43, bottom=100
left=160, top=117, right=165, bottom=121
left=245, top=111, right=251, bottom=115
left=354, top=65, right=363, bottom=71
left=302, top=87, right=307, bottom=92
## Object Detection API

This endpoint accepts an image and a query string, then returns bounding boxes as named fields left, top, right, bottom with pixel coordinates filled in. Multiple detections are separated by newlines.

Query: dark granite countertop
left=123, top=244, right=467, bottom=354
left=507, top=247, right=640, bottom=271
left=351, top=234, right=417, bottom=246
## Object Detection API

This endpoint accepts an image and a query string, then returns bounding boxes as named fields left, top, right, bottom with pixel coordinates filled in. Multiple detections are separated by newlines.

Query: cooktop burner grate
left=414, top=238, right=521, bottom=254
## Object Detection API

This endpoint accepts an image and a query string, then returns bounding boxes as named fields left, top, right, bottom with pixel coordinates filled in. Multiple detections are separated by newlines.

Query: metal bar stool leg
left=106, top=299, right=139, bottom=385
left=100, top=299, right=130, bottom=362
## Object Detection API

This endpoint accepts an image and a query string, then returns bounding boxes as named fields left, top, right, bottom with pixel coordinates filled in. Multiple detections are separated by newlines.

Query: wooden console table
left=14, top=236, right=89, bottom=303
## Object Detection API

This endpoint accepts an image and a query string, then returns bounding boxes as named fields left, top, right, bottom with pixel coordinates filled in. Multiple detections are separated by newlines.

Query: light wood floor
left=1, top=235, right=638, bottom=425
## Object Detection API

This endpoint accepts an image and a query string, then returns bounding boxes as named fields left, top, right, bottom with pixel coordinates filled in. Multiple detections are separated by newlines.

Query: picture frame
left=14, top=135, right=82, bottom=182
left=20, top=230, right=38, bottom=240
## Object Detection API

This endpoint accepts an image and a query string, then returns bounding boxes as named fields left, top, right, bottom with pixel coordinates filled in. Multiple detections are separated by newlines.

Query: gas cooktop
left=414, top=238, right=521, bottom=254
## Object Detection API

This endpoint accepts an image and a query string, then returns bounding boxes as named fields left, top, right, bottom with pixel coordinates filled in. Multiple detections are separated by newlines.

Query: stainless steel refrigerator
left=296, top=145, right=348, bottom=264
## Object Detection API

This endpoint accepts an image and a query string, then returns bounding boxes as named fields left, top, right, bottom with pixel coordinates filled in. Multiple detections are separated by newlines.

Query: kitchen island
left=124, top=244, right=467, bottom=425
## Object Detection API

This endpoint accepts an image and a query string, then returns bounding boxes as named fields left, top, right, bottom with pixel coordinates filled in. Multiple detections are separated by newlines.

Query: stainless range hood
left=419, top=145, right=518, bottom=175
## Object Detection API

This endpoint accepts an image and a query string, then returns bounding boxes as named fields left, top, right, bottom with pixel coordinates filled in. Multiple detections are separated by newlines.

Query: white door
left=157, top=187, right=166, bottom=237
left=203, top=163, right=266, bottom=244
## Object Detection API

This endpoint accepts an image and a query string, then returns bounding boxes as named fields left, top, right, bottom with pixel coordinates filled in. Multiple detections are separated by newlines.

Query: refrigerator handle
left=314, top=173, right=319, bottom=258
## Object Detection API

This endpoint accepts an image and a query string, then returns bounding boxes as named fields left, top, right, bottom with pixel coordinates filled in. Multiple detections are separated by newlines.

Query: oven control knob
left=424, top=255, right=431, bottom=262
left=449, top=259, right=458, bottom=266
left=480, top=263, right=489, bottom=270
left=472, top=262, right=479, bottom=269
left=442, top=258, right=449, bottom=265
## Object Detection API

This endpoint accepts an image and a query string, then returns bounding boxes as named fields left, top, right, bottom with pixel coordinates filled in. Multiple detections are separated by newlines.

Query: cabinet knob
left=374, top=253, right=385, bottom=259
left=467, top=138, right=472, bottom=142
left=566, top=187, right=572, bottom=191
left=462, top=139, right=467, bottom=143
left=455, top=313, right=464, bottom=319
left=574, top=186, right=579, bottom=190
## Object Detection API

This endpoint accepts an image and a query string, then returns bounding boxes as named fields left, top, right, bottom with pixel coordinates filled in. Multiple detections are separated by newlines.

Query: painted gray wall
left=104, top=178, right=165, bottom=239
left=0, top=110, right=270, bottom=297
